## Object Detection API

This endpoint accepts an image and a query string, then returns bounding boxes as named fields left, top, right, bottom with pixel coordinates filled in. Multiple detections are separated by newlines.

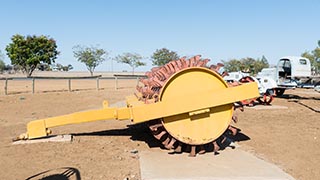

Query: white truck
left=258, top=56, right=320, bottom=95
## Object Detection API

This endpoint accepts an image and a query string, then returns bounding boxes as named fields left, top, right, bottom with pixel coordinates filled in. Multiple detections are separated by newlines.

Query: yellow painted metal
left=189, top=108, right=210, bottom=116
left=26, top=102, right=131, bottom=139
left=23, top=67, right=259, bottom=141
left=160, top=67, right=234, bottom=144
left=130, top=79, right=259, bottom=124
left=126, top=95, right=144, bottom=107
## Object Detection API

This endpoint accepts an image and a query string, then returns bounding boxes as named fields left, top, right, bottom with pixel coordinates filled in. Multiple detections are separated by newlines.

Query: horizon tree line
left=1, top=34, right=319, bottom=76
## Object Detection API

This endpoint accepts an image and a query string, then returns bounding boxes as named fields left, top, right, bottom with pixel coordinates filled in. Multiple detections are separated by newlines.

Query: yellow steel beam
left=130, top=82, right=259, bottom=123
left=26, top=104, right=131, bottom=139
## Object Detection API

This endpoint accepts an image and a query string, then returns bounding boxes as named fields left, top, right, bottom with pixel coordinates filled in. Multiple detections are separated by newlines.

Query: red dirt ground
left=0, top=79, right=319, bottom=180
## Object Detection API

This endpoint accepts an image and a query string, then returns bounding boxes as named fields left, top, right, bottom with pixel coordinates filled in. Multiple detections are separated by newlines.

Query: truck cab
left=276, top=56, right=311, bottom=87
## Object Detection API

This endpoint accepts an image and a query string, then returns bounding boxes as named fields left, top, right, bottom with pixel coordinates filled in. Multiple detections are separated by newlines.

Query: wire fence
left=0, top=74, right=146, bottom=95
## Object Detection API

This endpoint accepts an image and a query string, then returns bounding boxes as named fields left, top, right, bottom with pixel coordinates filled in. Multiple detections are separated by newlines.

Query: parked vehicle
left=224, top=71, right=278, bottom=105
left=258, top=56, right=320, bottom=95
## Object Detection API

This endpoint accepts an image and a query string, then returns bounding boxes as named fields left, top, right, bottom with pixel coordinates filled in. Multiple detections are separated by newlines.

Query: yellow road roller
left=17, top=55, right=259, bottom=157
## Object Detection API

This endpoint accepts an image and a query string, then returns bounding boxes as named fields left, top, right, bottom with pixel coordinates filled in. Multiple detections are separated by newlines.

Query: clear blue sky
left=0, top=0, right=319, bottom=72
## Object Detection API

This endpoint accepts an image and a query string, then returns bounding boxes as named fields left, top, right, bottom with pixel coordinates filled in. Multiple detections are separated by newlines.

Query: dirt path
left=0, top=82, right=319, bottom=180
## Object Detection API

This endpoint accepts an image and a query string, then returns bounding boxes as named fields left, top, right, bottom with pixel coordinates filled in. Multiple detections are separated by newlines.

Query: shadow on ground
left=26, top=167, right=81, bottom=180
left=277, top=94, right=320, bottom=113
left=72, top=123, right=162, bottom=148
left=72, top=123, right=251, bottom=155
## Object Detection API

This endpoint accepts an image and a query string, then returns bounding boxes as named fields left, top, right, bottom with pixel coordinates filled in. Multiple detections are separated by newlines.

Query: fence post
left=136, top=77, right=140, bottom=86
left=68, top=79, right=71, bottom=92
left=4, top=78, right=8, bottom=95
left=32, top=78, right=35, bottom=94
left=115, top=76, right=118, bottom=90
left=96, top=77, right=100, bottom=91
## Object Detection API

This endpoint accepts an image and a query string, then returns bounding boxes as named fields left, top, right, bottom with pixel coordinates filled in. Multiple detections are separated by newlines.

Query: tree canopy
left=0, top=50, right=5, bottom=73
left=54, top=64, right=73, bottom=72
left=0, top=60, right=5, bottom=73
left=301, top=41, right=320, bottom=74
left=151, top=48, right=179, bottom=66
left=5, top=34, right=59, bottom=77
left=223, top=56, right=269, bottom=75
left=115, top=52, right=146, bottom=74
left=73, top=45, right=107, bottom=76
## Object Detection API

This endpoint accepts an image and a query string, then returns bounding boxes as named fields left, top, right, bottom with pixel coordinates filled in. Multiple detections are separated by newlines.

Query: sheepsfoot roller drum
left=239, top=76, right=274, bottom=106
left=16, top=55, right=259, bottom=157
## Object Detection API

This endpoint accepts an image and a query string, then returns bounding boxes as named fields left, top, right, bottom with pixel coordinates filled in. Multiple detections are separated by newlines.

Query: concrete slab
left=248, top=105, right=288, bottom=110
left=12, top=135, right=72, bottom=145
left=139, top=148, right=295, bottom=180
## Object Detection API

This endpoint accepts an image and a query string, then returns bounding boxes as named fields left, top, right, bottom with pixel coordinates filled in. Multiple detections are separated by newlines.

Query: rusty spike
left=227, top=81, right=240, bottom=87
left=228, top=125, right=238, bottom=136
left=175, top=59, right=183, bottom=70
left=153, top=69, right=167, bottom=81
left=139, top=78, right=151, bottom=86
left=217, top=62, right=224, bottom=67
left=194, top=55, right=202, bottom=61
left=163, top=63, right=173, bottom=75
left=232, top=115, right=238, bottom=123
left=196, top=58, right=210, bottom=67
left=151, top=67, right=160, bottom=72
left=170, top=60, right=181, bottom=73
left=174, top=142, right=183, bottom=153
left=193, top=55, right=202, bottom=66
left=139, top=86, right=155, bottom=97
left=165, top=138, right=176, bottom=149
left=189, top=145, right=196, bottom=157
left=152, top=77, right=165, bottom=87
left=198, top=145, right=206, bottom=155
left=221, top=71, right=229, bottom=77
left=167, top=62, right=176, bottom=74
left=145, top=71, right=153, bottom=78
left=162, top=136, right=171, bottom=149
left=154, top=130, right=166, bottom=140
left=214, top=63, right=224, bottom=72
left=179, top=57, right=188, bottom=68
left=189, top=56, right=196, bottom=67
left=185, top=57, right=191, bottom=67
left=209, top=64, right=217, bottom=71
left=212, top=141, right=220, bottom=153
left=158, top=68, right=170, bottom=79
left=149, top=123, right=163, bottom=132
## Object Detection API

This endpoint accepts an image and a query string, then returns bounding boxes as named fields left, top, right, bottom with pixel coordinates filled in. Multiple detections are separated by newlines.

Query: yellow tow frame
left=23, top=81, right=258, bottom=140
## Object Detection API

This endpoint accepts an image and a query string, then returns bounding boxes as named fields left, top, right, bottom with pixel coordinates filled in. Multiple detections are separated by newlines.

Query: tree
left=64, top=64, right=73, bottom=71
left=301, top=41, right=320, bottom=74
left=0, top=60, right=5, bottom=73
left=54, top=63, right=73, bottom=71
left=222, top=59, right=242, bottom=72
left=115, top=52, right=146, bottom=74
left=37, top=63, right=52, bottom=71
left=0, top=50, right=5, bottom=73
left=73, top=45, right=107, bottom=76
left=223, top=56, right=269, bottom=75
left=5, top=34, right=59, bottom=77
left=252, top=56, right=269, bottom=74
left=151, top=48, right=179, bottom=66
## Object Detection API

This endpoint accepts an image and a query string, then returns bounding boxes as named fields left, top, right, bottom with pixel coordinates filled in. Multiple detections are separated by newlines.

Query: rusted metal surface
left=239, top=76, right=274, bottom=106
left=137, top=55, right=210, bottom=103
